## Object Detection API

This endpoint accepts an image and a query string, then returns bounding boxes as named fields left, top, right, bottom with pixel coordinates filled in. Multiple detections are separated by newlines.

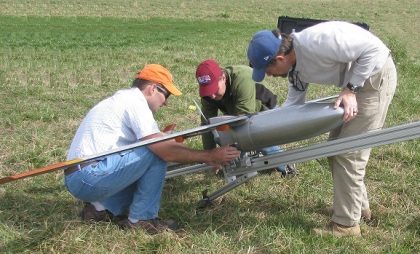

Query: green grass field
left=0, top=1, right=419, bottom=253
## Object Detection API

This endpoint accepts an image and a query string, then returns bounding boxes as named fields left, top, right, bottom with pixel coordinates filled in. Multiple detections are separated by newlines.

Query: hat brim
left=163, top=84, right=182, bottom=96
left=199, top=81, right=219, bottom=97
left=252, top=67, right=266, bottom=82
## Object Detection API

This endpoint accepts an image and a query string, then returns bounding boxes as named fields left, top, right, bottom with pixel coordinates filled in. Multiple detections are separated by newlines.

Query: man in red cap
left=64, top=64, right=241, bottom=234
left=195, top=59, right=297, bottom=177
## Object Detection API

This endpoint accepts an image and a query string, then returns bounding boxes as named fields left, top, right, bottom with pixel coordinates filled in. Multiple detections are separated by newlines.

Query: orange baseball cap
left=137, top=64, right=182, bottom=96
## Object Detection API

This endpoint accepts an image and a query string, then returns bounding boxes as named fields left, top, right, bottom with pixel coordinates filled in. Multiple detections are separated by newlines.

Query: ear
left=142, top=84, right=155, bottom=98
left=221, top=72, right=226, bottom=82
left=275, top=55, right=286, bottom=62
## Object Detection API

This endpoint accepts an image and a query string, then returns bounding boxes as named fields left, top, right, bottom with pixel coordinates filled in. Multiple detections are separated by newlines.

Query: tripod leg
left=197, top=171, right=258, bottom=209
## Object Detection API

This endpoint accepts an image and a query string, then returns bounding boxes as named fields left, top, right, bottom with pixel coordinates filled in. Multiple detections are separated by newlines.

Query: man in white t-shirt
left=247, top=21, right=397, bottom=237
left=64, top=64, right=241, bottom=234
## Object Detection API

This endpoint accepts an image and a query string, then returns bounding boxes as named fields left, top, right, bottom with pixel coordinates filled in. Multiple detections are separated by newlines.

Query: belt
left=64, top=160, right=98, bottom=176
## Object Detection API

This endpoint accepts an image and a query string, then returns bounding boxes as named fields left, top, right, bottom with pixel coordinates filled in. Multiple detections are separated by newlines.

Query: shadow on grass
left=1, top=172, right=329, bottom=252
left=406, top=215, right=420, bottom=236
left=160, top=173, right=326, bottom=237
left=0, top=183, right=79, bottom=252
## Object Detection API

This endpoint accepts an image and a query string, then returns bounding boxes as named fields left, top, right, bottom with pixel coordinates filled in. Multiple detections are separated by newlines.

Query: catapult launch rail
left=165, top=120, right=420, bottom=207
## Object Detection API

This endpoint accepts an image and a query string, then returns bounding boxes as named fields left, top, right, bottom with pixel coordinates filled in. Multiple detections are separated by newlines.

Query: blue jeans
left=64, top=147, right=167, bottom=220
left=259, top=146, right=286, bottom=173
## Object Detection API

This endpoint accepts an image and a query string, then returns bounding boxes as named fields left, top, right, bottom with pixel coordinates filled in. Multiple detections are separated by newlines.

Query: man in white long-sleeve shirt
left=247, top=21, right=397, bottom=237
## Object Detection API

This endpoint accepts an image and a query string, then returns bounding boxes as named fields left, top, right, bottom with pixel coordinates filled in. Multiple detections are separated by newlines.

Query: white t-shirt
left=67, top=88, right=159, bottom=159
left=283, top=21, right=390, bottom=106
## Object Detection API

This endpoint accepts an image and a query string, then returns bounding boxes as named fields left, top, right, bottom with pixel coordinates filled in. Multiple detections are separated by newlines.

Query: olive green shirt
left=201, top=65, right=277, bottom=149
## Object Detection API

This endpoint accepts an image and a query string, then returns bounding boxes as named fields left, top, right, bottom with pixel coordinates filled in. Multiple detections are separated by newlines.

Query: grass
left=0, top=0, right=419, bottom=253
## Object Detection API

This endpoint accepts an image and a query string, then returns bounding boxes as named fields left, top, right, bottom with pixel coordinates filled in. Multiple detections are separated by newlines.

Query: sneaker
left=80, top=202, right=112, bottom=222
left=313, top=221, right=361, bottom=237
left=118, top=218, right=178, bottom=235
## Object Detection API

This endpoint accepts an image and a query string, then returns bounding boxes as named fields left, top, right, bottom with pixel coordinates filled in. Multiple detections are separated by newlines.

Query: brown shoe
left=313, top=221, right=361, bottom=237
left=80, top=203, right=112, bottom=222
left=118, top=218, right=178, bottom=235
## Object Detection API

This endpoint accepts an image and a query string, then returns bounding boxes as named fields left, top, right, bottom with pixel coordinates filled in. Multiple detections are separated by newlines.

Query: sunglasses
left=156, top=85, right=170, bottom=100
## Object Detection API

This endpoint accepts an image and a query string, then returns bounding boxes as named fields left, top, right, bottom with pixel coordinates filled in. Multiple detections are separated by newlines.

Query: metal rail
left=229, top=120, right=420, bottom=176
left=164, top=121, right=420, bottom=207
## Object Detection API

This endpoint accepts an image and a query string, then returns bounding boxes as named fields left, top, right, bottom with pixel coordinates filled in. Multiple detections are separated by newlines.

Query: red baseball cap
left=195, top=59, right=222, bottom=97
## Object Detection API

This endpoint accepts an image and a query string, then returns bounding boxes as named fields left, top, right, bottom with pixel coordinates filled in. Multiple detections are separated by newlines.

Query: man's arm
left=201, top=98, right=219, bottom=150
left=282, top=81, right=307, bottom=107
left=144, top=133, right=240, bottom=167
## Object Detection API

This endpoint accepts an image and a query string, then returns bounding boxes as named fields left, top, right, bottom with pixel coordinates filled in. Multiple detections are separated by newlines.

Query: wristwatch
left=346, top=83, right=361, bottom=93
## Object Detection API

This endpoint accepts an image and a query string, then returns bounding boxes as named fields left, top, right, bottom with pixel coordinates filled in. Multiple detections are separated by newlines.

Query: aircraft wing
left=0, top=115, right=248, bottom=185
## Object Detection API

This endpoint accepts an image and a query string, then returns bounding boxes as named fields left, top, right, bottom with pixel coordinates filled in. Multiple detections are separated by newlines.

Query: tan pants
left=328, top=55, right=397, bottom=226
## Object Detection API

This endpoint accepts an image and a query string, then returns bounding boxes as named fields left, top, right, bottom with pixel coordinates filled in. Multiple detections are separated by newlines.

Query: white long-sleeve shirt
left=283, top=21, right=390, bottom=106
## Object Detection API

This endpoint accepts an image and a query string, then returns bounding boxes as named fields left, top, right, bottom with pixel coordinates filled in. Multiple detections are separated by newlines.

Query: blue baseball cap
left=247, top=30, right=282, bottom=82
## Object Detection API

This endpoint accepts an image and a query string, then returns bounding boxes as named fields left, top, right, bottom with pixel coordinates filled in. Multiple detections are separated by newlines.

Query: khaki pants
left=328, top=55, right=397, bottom=226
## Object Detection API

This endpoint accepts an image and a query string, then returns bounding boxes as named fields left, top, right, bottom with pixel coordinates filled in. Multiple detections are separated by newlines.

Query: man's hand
left=207, top=145, right=241, bottom=168
left=334, top=89, right=358, bottom=123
